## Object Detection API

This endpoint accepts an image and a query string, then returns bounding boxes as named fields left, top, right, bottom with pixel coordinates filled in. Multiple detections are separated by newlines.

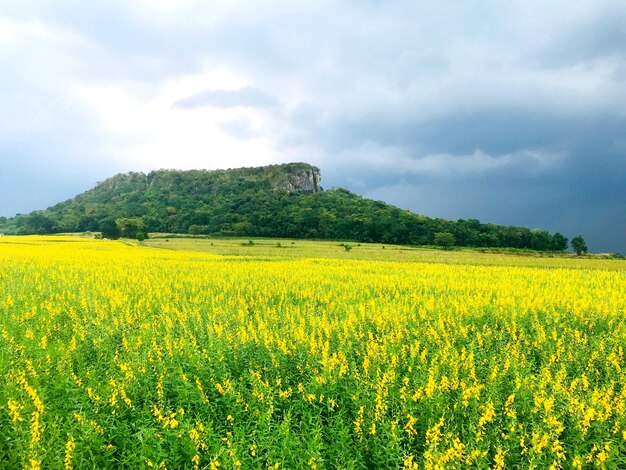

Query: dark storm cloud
left=312, top=101, right=626, bottom=253
left=364, top=157, right=626, bottom=256
left=174, top=87, right=277, bottom=109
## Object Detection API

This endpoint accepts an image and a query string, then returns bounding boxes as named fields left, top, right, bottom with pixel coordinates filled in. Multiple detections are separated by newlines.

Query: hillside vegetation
left=0, top=162, right=569, bottom=251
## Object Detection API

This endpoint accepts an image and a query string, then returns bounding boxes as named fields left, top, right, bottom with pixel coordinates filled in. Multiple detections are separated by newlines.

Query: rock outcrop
left=271, top=167, right=321, bottom=193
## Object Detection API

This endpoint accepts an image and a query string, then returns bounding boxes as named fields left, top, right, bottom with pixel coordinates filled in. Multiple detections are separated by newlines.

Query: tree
left=99, top=218, right=121, bottom=240
left=77, top=216, right=100, bottom=232
left=23, top=214, right=54, bottom=234
left=188, top=225, right=207, bottom=235
left=434, top=232, right=456, bottom=249
left=136, top=232, right=146, bottom=242
left=530, top=229, right=552, bottom=251
left=551, top=232, right=568, bottom=251
left=571, top=236, right=588, bottom=255
left=116, top=217, right=146, bottom=238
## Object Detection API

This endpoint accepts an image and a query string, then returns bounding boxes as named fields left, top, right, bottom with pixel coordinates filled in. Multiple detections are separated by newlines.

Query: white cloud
left=71, top=67, right=286, bottom=170
left=0, top=17, right=18, bottom=43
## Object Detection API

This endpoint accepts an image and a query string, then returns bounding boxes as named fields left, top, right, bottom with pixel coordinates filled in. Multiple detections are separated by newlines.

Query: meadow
left=1, top=236, right=625, bottom=468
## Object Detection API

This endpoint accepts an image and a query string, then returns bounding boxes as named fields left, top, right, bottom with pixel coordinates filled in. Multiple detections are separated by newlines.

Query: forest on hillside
left=0, top=164, right=569, bottom=251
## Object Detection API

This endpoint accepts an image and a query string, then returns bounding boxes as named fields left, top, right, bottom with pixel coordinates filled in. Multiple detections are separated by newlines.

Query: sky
left=0, top=1, right=624, bottom=253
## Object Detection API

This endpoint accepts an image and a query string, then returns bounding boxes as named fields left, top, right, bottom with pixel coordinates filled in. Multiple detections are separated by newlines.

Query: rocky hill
left=0, top=162, right=569, bottom=251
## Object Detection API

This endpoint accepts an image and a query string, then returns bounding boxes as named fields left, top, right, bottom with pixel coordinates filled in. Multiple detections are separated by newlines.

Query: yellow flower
left=7, top=399, right=24, bottom=422
left=64, top=436, right=76, bottom=470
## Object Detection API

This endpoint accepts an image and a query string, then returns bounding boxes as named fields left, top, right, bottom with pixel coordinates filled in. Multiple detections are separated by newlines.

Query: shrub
left=434, top=232, right=456, bottom=249
left=99, top=218, right=120, bottom=240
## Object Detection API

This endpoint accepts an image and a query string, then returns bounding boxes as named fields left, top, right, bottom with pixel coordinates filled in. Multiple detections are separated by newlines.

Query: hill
left=0, top=162, right=569, bottom=251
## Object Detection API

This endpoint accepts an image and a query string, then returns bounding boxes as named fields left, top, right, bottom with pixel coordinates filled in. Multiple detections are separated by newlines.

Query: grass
left=141, top=235, right=625, bottom=270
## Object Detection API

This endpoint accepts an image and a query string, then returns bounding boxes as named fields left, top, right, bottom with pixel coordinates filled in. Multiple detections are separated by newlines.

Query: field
left=1, top=236, right=625, bottom=469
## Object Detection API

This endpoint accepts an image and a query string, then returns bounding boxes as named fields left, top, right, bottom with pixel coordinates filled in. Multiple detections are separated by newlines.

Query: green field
left=142, top=236, right=624, bottom=270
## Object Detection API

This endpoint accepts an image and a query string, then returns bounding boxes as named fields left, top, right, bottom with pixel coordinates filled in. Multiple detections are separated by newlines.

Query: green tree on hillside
left=20, top=213, right=54, bottom=234
left=434, top=232, right=456, bottom=249
left=99, top=218, right=121, bottom=240
left=116, top=217, right=147, bottom=238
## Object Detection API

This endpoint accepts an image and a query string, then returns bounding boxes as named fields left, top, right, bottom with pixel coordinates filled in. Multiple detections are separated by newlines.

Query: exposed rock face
left=97, top=172, right=146, bottom=192
left=272, top=167, right=321, bottom=193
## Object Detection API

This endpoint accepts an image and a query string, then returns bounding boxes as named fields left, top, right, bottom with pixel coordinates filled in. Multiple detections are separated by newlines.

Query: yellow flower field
left=1, top=236, right=625, bottom=468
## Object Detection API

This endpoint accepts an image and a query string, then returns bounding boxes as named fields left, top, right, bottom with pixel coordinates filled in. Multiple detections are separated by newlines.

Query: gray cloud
left=0, top=144, right=115, bottom=217
left=537, top=10, right=626, bottom=68
left=174, top=87, right=277, bottom=109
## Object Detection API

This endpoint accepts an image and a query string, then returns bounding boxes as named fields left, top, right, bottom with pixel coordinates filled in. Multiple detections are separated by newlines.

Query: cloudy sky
left=1, top=1, right=624, bottom=252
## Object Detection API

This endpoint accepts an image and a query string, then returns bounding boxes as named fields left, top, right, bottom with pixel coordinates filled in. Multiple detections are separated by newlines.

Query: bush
left=136, top=232, right=146, bottom=242
left=99, top=218, right=120, bottom=240
left=434, top=232, right=456, bottom=249
left=189, top=225, right=210, bottom=235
